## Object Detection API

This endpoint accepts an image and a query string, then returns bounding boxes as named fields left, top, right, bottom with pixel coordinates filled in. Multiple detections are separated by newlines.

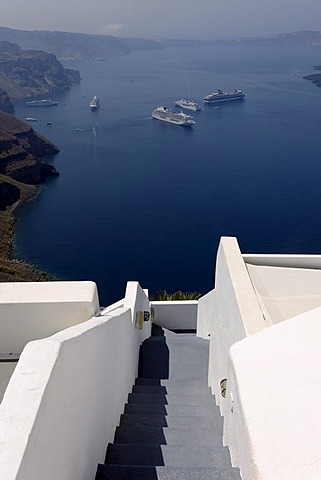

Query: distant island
left=303, top=65, right=321, bottom=88
left=1, top=26, right=321, bottom=61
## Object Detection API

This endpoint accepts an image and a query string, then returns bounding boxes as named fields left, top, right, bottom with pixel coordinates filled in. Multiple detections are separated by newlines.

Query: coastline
left=0, top=175, right=54, bottom=282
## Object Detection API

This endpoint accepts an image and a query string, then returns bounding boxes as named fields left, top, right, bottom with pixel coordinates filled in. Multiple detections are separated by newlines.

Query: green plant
left=150, top=290, right=201, bottom=301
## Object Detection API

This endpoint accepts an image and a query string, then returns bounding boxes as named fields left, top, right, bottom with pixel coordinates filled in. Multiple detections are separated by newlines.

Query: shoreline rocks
left=0, top=112, right=59, bottom=281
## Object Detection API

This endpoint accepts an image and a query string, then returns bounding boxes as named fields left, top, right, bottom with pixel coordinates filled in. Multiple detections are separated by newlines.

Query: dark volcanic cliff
left=0, top=111, right=59, bottom=191
left=0, top=111, right=59, bottom=280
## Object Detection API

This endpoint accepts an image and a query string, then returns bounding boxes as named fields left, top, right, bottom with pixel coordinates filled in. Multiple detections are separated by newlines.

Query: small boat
left=25, top=99, right=58, bottom=107
left=47, top=122, right=52, bottom=126
left=25, top=117, right=37, bottom=122
left=174, top=99, right=201, bottom=112
left=90, top=96, right=100, bottom=110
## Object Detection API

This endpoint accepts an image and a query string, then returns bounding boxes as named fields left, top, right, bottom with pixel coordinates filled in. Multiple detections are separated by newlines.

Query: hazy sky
left=2, top=0, right=321, bottom=40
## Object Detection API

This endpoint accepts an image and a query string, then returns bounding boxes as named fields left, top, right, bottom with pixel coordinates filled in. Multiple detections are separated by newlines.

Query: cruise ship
left=90, top=96, right=100, bottom=110
left=174, top=99, right=201, bottom=112
left=204, top=89, right=245, bottom=103
left=152, top=106, right=195, bottom=127
left=25, top=99, right=58, bottom=107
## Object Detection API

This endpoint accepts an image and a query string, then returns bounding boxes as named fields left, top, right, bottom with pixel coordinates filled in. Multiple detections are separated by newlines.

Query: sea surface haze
left=13, top=45, right=321, bottom=305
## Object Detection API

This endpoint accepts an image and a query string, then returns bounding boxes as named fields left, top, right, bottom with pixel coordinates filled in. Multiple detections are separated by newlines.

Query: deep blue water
left=13, top=45, right=321, bottom=305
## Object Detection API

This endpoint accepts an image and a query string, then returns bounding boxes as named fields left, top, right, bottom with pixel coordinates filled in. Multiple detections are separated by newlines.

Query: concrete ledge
left=0, top=281, right=100, bottom=353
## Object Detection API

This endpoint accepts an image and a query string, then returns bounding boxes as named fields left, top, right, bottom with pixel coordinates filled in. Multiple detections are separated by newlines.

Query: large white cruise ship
left=204, top=89, right=246, bottom=103
left=152, top=106, right=195, bottom=127
left=174, top=99, right=201, bottom=112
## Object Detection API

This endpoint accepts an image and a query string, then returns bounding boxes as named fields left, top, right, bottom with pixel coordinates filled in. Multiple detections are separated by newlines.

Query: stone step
left=128, top=393, right=216, bottom=406
left=132, top=384, right=211, bottom=395
left=119, top=413, right=219, bottom=428
left=138, top=345, right=170, bottom=379
left=123, top=402, right=218, bottom=417
left=105, top=443, right=232, bottom=468
left=114, top=426, right=223, bottom=446
left=135, top=377, right=209, bottom=388
left=96, top=464, right=241, bottom=479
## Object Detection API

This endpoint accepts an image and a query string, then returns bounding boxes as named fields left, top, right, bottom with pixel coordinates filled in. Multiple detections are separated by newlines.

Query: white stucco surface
left=151, top=301, right=198, bottom=330
left=225, top=307, right=321, bottom=480
left=243, top=253, right=321, bottom=269
left=246, top=263, right=321, bottom=324
left=208, top=237, right=270, bottom=406
left=0, top=362, right=17, bottom=403
left=0, top=281, right=151, bottom=480
left=197, top=289, right=214, bottom=339
left=0, top=281, right=100, bottom=353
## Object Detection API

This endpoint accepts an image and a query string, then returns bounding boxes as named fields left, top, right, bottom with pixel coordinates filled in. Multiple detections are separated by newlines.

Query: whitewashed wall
left=197, top=289, right=215, bottom=339
left=209, top=237, right=270, bottom=407
left=224, top=307, right=321, bottom=480
left=151, top=301, right=198, bottom=330
left=0, top=281, right=100, bottom=353
left=0, top=282, right=151, bottom=480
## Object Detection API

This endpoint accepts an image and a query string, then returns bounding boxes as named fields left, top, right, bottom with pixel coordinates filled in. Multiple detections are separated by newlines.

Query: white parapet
left=208, top=237, right=270, bottom=405
left=0, top=281, right=100, bottom=353
left=197, top=289, right=215, bottom=339
left=0, top=281, right=151, bottom=480
left=225, top=306, right=321, bottom=480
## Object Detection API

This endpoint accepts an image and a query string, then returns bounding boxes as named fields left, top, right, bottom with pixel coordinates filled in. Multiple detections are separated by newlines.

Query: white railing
left=0, top=281, right=151, bottom=480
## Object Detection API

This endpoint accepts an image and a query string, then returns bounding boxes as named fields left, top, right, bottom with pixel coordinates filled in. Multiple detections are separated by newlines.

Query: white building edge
left=1, top=236, right=321, bottom=479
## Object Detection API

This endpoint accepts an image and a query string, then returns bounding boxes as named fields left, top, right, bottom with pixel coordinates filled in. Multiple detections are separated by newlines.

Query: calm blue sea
left=13, top=45, right=321, bottom=305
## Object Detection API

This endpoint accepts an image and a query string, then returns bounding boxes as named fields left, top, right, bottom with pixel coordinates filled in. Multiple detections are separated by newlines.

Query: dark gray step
left=143, top=336, right=167, bottom=343
left=105, top=443, right=232, bottom=468
left=138, top=346, right=170, bottom=379
left=96, top=464, right=241, bottom=479
left=128, top=393, right=216, bottom=406
left=123, top=403, right=218, bottom=417
left=119, top=413, right=219, bottom=429
left=114, top=426, right=223, bottom=446
left=132, top=385, right=167, bottom=394
left=132, top=385, right=211, bottom=395
left=135, top=378, right=209, bottom=388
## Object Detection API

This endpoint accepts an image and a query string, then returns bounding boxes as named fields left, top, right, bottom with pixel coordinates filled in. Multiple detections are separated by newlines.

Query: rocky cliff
left=0, top=111, right=59, bottom=200
left=0, top=111, right=59, bottom=280
left=0, top=41, right=80, bottom=101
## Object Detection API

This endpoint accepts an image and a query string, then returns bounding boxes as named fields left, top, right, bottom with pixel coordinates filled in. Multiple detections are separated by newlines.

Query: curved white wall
left=225, top=306, right=321, bottom=479
left=0, top=281, right=100, bottom=353
left=0, top=282, right=151, bottom=480
left=208, top=237, right=270, bottom=406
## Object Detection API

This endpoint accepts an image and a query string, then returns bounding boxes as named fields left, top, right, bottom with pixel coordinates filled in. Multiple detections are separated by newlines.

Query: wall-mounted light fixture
left=220, top=378, right=227, bottom=398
